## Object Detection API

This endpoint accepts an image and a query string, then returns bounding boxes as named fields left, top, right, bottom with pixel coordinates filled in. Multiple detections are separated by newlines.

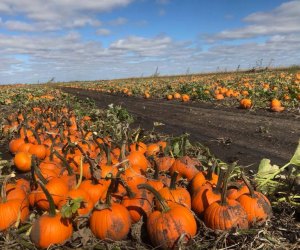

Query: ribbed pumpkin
left=30, top=180, right=73, bottom=249
left=237, top=175, right=272, bottom=225
left=138, top=184, right=197, bottom=249
left=170, top=156, right=199, bottom=181
left=14, top=152, right=32, bottom=172
left=0, top=173, right=29, bottom=231
left=157, top=171, right=191, bottom=209
left=90, top=180, right=131, bottom=240
left=204, top=166, right=248, bottom=230
left=121, top=184, right=153, bottom=223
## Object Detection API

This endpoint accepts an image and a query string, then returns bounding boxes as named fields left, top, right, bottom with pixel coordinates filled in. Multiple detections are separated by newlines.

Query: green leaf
left=257, top=158, right=279, bottom=175
left=255, top=158, right=281, bottom=194
left=72, top=202, right=81, bottom=213
left=173, top=142, right=180, bottom=156
left=290, top=140, right=300, bottom=166
left=61, top=206, right=72, bottom=219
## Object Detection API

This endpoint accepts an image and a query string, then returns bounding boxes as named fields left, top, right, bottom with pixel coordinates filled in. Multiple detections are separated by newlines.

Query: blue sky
left=0, top=0, right=300, bottom=83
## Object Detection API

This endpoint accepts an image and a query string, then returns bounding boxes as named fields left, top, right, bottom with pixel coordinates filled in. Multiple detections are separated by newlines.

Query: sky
left=0, top=0, right=300, bottom=84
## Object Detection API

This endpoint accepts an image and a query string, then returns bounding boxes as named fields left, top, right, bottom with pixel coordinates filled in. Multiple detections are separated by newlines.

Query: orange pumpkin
left=138, top=184, right=197, bottom=249
left=30, top=180, right=73, bottom=249
left=240, top=98, right=252, bottom=109
left=14, top=152, right=32, bottom=172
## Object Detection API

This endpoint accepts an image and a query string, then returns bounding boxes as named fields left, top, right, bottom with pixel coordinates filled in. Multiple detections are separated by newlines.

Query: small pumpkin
left=90, top=179, right=131, bottom=240
left=0, top=173, right=29, bottom=232
left=239, top=98, right=252, bottom=109
left=237, top=175, right=272, bottom=225
left=138, top=184, right=197, bottom=249
left=14, top=152, right=32, bottom=172
left=170, top=156, right=199, bottom=181
left=121, top=183, right=153, bottom=223
left=204, top=165, right=248, bottom=230
left=9, top=138, right=25, bottom=154
left=157, top=171, right=191, bottom=209
left=30, top=180, right=73, bottom=249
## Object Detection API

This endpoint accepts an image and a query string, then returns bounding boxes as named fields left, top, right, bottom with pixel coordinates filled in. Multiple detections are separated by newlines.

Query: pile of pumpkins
left=1, top=105, right=272, bottom=249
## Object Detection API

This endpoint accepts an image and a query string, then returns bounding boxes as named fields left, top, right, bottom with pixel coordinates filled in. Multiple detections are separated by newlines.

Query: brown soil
left=62, top=87, right=300, bottom=168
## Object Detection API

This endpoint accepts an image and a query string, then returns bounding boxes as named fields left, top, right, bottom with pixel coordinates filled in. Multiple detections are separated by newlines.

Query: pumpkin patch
left=0, top=78, right=298, bottom=249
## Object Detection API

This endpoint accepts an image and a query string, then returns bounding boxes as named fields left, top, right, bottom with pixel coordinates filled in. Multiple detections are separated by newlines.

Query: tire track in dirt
left=62, top=87, right=300, bottom=167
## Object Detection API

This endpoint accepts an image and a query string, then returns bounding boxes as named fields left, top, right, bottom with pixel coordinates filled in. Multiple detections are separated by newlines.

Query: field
left=0, top=69, right=299, bottom=249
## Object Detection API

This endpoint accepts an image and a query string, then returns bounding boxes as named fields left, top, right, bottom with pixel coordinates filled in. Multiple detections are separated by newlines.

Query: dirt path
left=62, top=87, right=300, bottom=168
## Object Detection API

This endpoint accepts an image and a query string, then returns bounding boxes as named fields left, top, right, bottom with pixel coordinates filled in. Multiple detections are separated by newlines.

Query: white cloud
left=96, top=28, right=112, bottom=36
left=209, top=0, right=300, bottom=41
left=0, top=0, right=300, bottom=84
left=108, top=17, right=128, bottom=26
left=0, top=20, right=35, bottom=32
left=0, top=0, right=132, bottom=30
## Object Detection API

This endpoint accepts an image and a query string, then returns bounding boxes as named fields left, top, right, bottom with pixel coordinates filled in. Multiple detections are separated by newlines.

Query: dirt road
left=62, top=87, right=300, bottom=167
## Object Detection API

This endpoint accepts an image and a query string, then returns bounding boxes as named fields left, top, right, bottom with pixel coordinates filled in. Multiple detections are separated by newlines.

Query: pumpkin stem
left=206, top=161, right=216, bottom=181
left=105, top=175, right=115, bottom=206
left=33, top=157, right=48, bottom=185
left=30, top=156, right=38, bottom=189
left=138, top=183, right=170, bottom=213
left=169, top=171, right=178, bottom=190
left=102, top=142, right=112, bottom=166
left=241, top=173, right=255, bottom=198
left=76, top=143, right=98, bottom=184
left=29, top=128, right=42, bottom=145
left=75, top=156, right=83, bottom=189
left=120, top=141, right=127, bottom=161
left=37, top=180, right=56, bottom=217
left=220, top=164, right=234, bottom=206
left=1, top=172, right=16, bottom=202
left=122, top=181, right=136, bottom=199
left=214, top=167, right=226, bottom=193
left=53, top=150, right=73, bottom=175
left=152, top=157, right=159, bottom=180
left=49, top=142, right=54, bottom=161
left=163, top=140, right=170, bottom=156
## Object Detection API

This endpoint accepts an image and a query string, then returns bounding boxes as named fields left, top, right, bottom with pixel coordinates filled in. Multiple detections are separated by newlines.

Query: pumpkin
left=270, top=99, right=284, bottom=112
left=30, top=180, right=73, bottom=249
left=29, top=144, right=47, bottom=160
left=17, top=143, right=33, bottom=153
left=129, top=141, right=147, bottom=154
left=0, top=173, right=29, bottom=231
left=35, top=177, right=69, bottom=211
left=90, top=179, right=131, bottom=240
left=240, top=98, right=252, bottom=109
left=9, top=138, right=25, bottom=154
left=170, top=156, right=199, bottom=181
left=79, top=180, right=107, bottom=205
left=215, top=93, right=224, bottom=100
left=155, top=156, right=175, bottom=172
left=127, top=151, right=149, bottom=173
left=204, top=166, right=248, bottom=230
left=146, top=143, right=161, bottom=156
left=121, top=184, right=153, bottom=223
left=181, top=94, right=190, bottom=102
left=166, top=94, right=173, bottom=100
left=227, top=181, right=249, bottom=200
left=237, top=175, right=272, bottom=224
left=14, top=152, right=32, bottom=172
left=59, top=188, right=93, bottom=216
left=173, top=93, right=181, bottom=99
left=59, top=162, right=93, bottom=216
left=157, top=171, right=191, bottom=209
left=191, top=168, right=225, bottom=216
left=138, top=184, right=197, bottom=249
